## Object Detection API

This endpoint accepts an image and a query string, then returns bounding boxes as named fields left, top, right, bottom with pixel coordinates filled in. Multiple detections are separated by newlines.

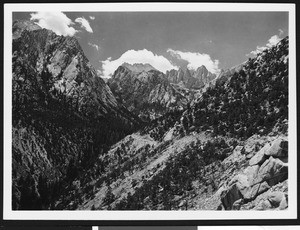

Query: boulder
left=255, top=157, right=288, bottom=186
left=244, top=142, right=257, bottom=154
left=255, top=200, right=272, bottom=210
left=232, top=199, right=243, bottom=210
left=243, top=165, right=260, bottom=184
left=243, top=181, right=270, bottom=200
left=279, top=194, right=288, bottom=210
left=221, top=165, right=260, bottom=209
left=257, top=181, right=270, bottom=196
left=220, top=139, right=288, bottom=210
left=265, top=138, right=288, bottom=158
left=220, top=184, right=243, bottom=210
left=246, top=152, right=254, bottom=159
left=249, top=143, right=270, bottom=166
left=268, top=191, right=284, bottom=207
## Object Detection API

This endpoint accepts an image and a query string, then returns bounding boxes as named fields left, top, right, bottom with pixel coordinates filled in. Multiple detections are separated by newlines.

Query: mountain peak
left=166, top=65, right=216, bottom=89
left=121, top=62, right=157, bottom=73
left=197, top=65, right=207, bottom=71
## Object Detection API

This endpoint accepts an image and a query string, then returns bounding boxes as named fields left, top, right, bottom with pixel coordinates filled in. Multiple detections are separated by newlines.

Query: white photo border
left=3, top=2, right=297, bottom=221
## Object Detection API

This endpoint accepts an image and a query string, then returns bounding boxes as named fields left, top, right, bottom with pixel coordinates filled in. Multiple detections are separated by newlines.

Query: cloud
left=30, top=11, right=77, bottom=36
left=88, top=42, right=100, bottom=51
left=89, top=16, right=95, bottom=20
left=101, top=49, right=178, bottom=78
left=267, top=35, right=281, bottom=48
left=248, top=33, right=282, bottom=56
left=167, top=49, right=220, bottom=74
left=75, top=17, right=93, bottom=33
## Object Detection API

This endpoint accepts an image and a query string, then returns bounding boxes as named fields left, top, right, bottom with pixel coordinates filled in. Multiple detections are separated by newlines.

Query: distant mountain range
left=107, top=63, right=218, bottom=120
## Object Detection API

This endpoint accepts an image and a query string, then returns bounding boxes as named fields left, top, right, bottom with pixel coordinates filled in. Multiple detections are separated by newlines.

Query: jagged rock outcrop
left=191, top=65, right=217, bottom=86
left=166, top=66, right=216, bottom=89
left=220, top=137, right=288, bottom=210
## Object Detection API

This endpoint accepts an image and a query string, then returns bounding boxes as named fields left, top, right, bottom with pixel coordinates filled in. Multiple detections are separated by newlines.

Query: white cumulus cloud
left=89, top=16, right=95, bottom=20
left=75, top=17, right=93, bottom=33
left=167, top=49, right=220, bottom=74
left=267, top=35, right=281, bottom=48
left=101, top=49, right=178, bottom=78
left=88, top=42, right=100, bottom=51
left=30, top=11, right=77, bottom=36
left=248, top=34, right=282, bottom=56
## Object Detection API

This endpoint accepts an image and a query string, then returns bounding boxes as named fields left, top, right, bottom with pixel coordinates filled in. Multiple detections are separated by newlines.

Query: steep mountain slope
left=190, top=37, right=288, bottom=138
left=77, top=36, right=289, bottom=211
left=108, top=64, right=191, bottom=120
left=12, top=20, right=140, bottom=210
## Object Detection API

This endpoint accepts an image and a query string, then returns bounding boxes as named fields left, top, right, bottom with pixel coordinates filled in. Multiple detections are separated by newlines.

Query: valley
left=11, top=19, right=289, bottom=212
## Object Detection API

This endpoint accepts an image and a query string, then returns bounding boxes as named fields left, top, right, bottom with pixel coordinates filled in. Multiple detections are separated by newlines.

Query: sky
left=13, top=11, right=288, bottom=78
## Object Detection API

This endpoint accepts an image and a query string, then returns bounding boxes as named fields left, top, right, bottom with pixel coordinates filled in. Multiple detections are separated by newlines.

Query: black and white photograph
left=3, top=2, right=297, bottom=222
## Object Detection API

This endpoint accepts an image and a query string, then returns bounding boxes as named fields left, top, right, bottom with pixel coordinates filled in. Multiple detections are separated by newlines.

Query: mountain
left=75, top=36, right=288, bottom=211
left=12, top=20, right=140, bottom=210
left=121, top=62, right=157, bottom=73
left=107, top=65, right=191, bottom=120
left=191, top=65, right=217, bottom=86
left=166, top=66, right=217, bottom=89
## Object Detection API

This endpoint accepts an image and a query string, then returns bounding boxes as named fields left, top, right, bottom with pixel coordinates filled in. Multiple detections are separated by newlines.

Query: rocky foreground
left=220, top=133, right=288, bottom=210
left=76, top=122, right=288, bottom=210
